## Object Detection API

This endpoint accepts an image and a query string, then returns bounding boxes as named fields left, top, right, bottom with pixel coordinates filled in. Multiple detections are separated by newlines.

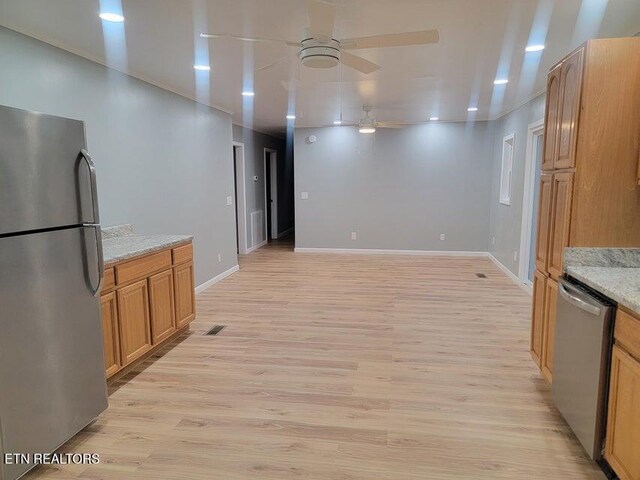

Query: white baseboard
left=277, top=227, right=294, bottom=239
left=246, top=240, right=267, bottom=254
left=487, top=254, right=531, bottom=294
left=195, top=265, right=239, bottom=294
left=294, top=247, right=488, bottom=257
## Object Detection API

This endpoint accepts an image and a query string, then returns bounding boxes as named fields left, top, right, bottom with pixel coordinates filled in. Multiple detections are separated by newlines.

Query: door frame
left=263, top=148, right=278, bottom=241
left=233, top=142, right=248, bottom=254
left=518, top=118, right=545, bottom=285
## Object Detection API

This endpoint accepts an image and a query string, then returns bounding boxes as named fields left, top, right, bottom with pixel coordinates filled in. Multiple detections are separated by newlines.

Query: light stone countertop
left=564, top=247, right=640, bottom=314
left=102, top=224, right=192, bottom=265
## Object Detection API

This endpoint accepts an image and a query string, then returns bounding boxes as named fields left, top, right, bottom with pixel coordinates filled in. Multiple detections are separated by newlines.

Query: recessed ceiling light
left=359, top=127, right=376, bottom=134
left=241, top=91, right=255, bottom=97
left=525, top=44, right=545, bottom=52
left=430, top=117, right=439, bottom=121
left=193, top=65, right=211, bottom=71
left=467, top=107, right=478, bottom=112
left=99, top=12, right=125, bottom=22
left=333, top=120, right=342, bottom=125
left=494, top=78, right=509, bottom=85
left=286, top=114, right=296, bottom=120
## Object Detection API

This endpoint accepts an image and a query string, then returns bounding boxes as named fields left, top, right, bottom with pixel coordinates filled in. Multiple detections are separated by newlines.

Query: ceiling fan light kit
left=300, top=38, right=341, bottom=69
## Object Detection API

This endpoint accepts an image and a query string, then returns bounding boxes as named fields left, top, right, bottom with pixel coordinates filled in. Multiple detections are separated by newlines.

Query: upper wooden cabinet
left=554, top=47, right=584, bottom=170
left=542, top=64, right=562, bottom=171
left=548, top=172, right=574, bottom=278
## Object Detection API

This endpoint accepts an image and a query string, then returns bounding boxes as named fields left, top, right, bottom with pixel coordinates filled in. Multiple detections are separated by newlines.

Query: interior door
left=0, top=227, right=108, bottom=480
left=542, top=64, right=562, bottom=171
left=0, top=105, right=94, bottom=235
left=555, top=47, right=584, bottom=170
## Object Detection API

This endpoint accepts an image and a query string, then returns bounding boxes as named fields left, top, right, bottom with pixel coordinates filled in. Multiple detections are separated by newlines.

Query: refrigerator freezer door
left=0, top=227, right=108, bottom=480
left=0, top=105, right=95, bottom=236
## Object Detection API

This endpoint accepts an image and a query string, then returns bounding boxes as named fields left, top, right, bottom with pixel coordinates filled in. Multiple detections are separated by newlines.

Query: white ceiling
left=1, top=0, right=639, bottom=136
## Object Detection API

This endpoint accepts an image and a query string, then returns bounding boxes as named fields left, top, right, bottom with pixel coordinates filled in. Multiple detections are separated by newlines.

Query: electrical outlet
left=351, top=232, right=357, bottom=240
left=440, top=233, right=446, bottom=241
left=217, top=253, right=222, bottom=263
left=301, top=192, right=309, bottom=200
left=226, top=196, right=233, bottom=206
left=492, top=236, right=496, bottom=246
left=513, top=251, right=518, bottom=261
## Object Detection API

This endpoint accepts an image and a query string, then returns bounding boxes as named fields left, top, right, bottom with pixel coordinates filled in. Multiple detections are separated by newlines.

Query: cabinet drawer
left=615, top=309, right=640, bottom=361
left=172, top=243, right=193, bottom=265
left=102, top=267, right=115, bottom=293
left=116, top=250, right=172, bottom=285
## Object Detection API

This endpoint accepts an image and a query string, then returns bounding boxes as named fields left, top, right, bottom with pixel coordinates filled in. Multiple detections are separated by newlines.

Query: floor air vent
left=476, top=273, right=487, bottom=278
left=205, top=325, right=226, bottom=336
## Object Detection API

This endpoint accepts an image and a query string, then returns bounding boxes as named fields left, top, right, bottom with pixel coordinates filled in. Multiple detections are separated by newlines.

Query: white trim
left=232, top=142, right=248, bottom=255
left=277, top=227, right=294, bottom=239
left=294, top=248, right=488, bottom=257
left=518, top=119, right=545, bottom=284
left=263, top=148, right=279, bottom=240
left=246, top=240, right=267, bottom=254
left=488, top=254, right=532, bottom=294
left=499, top=132, right=515, bottom=206
left=195, top=265, right=239, bottom=294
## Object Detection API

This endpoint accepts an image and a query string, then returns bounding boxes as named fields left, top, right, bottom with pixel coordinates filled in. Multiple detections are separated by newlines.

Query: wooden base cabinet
left=117, top=279, right=152, bottom=365
left=541, top=278, right=558, bottom=383
left=530, top=270, right=547, bottom=367
left=99, top=241, right=196, bottom=380
left=100, top=291, right=121, bottom=377
left=605, top=346, right=640, bottom=480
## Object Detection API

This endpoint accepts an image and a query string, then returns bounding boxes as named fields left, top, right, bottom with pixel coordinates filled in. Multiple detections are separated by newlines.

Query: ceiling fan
left=337, top=105, right=406, bottom=133
left=200, top=0, right=439, bottom=75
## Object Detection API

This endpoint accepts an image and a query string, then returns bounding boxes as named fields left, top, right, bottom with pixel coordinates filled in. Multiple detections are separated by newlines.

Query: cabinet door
left=542, top=64, right=562, bottom=171
left=100, top=292, right=121, bottom=378
left=541, top=277, right=558, bottom=383
left=555, top=47, right=584, bottom=170
left=531, top=270, right=547, bottom=367
left=117, top=279, right=152, bottom=365
left=548, top=172, right=574, bottom=278
left=605, top=345, right=640, bottom=480
left=535, top=173, right=554, bottom=273
left=174, top=262, right=196, bottom=328
left=149, top=269, right=176, bottom=344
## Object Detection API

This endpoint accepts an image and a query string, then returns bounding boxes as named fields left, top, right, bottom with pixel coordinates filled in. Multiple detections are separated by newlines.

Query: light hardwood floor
left=25, top=243, right=605, bottom=479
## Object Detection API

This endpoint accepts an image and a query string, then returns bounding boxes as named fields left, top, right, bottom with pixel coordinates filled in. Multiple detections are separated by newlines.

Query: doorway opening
left=518, top=119, right=545, bottom=287
left=232, top=142, right=248, bottom=255
left=263, top=148, right=278, bottom=243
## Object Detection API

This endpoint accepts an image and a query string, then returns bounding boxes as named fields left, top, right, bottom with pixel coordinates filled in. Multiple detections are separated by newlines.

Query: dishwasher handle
left=558, top=281, right=602, bottom=316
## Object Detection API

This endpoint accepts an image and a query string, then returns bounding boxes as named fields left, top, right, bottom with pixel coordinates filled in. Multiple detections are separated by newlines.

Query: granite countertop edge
left=103, top=234, right=193, bottom=266
left=565, top=265, right=640, bottom=315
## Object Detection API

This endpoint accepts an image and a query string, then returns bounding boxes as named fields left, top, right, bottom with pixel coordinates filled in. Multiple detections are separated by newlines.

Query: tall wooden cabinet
left=530, top=38, right=640, bottom=382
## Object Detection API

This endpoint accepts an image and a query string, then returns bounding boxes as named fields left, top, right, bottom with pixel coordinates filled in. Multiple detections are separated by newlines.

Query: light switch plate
left=351, top=232, right=357, bottom=240
left=226, top=196, right=233, bottom=206
left=301, top=192, right=309, bottom=199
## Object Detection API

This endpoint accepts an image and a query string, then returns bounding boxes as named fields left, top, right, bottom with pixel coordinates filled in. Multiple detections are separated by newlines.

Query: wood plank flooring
left=25, top=243, right=605, bottom=479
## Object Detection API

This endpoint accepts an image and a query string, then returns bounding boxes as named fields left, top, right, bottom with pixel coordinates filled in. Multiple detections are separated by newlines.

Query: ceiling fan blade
left=200, top=32, right=297, bottom=46
left=307, top=0, right=336, bottom=41
left=256, top=54, right=291, bottom=72
left=340, top=51, right=381, bottom=74
left=377, top=123, right=405, bottom=129
left=340, top=29, right=439, bottom=50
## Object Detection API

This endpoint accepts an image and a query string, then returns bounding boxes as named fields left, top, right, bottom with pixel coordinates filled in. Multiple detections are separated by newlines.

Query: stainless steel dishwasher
left=553, top=278, right=615, bottom=462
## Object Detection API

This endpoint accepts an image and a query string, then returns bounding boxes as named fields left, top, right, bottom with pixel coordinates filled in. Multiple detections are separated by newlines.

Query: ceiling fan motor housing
left=300, top=38, right=340, bottom=68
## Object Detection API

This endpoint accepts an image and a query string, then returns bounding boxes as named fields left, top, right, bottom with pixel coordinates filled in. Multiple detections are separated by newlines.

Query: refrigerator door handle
left=80, top=149, right=100, bottom=225
left=84, top=225, right=104, bottom=297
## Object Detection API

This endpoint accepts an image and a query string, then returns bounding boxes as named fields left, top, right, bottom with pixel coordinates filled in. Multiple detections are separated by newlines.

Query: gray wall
left=0, top=27, right=237, bottom=286
left=488, top=94, right=546, bottom=274
left=232, top=125, right=294, bottom=245
left=294, top=123, right=495, bottom=251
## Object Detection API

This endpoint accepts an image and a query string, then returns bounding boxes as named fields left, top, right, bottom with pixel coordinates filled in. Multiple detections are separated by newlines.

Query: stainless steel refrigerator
left=0, top=105, right=108, bottom=480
